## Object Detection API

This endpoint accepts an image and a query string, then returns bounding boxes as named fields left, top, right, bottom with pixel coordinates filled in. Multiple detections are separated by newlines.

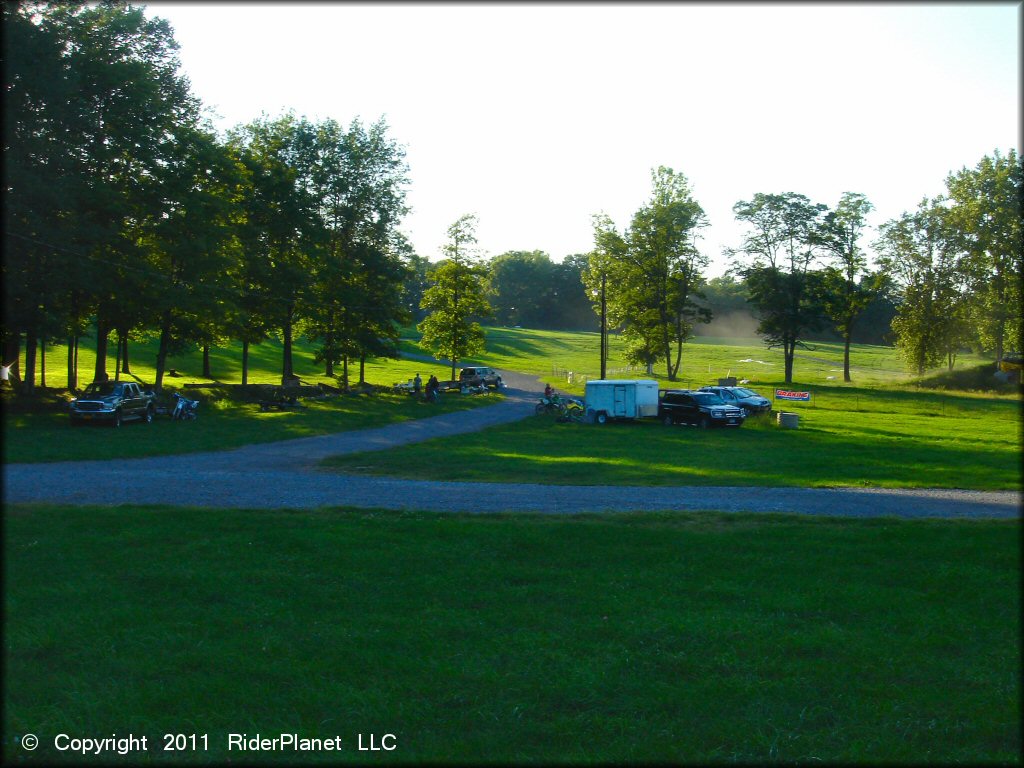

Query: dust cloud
left=695, top=311, right=760, bottom=340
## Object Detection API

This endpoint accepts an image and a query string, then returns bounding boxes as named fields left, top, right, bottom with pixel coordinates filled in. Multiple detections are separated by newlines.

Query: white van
left=583, top=379, right=660, bottom=424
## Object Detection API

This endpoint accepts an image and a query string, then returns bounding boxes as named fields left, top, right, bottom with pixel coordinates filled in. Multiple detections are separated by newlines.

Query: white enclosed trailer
left=583, top=379, right=660, bottom=424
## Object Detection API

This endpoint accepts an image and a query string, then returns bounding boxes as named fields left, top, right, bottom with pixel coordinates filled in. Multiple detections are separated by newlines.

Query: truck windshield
left=83, top=382, right=123, bottom=397
left=692, top=393, right=724, bottom=405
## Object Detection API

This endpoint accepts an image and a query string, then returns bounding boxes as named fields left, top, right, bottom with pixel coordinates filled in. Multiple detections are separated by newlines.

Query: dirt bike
left=535, top=394, right=565, bottom=415
left=170, top=392, right=199, bottom=421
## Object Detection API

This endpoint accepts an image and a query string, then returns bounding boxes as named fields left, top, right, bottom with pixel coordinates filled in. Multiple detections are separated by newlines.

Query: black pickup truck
left=69, top=381, right=156, bottom=427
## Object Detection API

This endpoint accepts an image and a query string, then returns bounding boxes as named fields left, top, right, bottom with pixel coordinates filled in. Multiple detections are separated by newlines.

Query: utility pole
left=600, top=271, right=607, bottom=380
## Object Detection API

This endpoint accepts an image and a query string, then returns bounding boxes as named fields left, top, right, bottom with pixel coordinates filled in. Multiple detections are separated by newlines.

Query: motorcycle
left=535, top=393, right=565, bottom=415
left=170, top=392, right=199, bottom=421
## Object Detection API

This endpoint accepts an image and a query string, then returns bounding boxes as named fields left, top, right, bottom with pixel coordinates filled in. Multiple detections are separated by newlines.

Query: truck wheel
left=698, top=416, right=710, bottom=429
left=144, top=407, right=154, bottom=424
left=662, top=414, right=674, bottom=426
left=113, top=410, right=122, bottom=428
left=596, top=411, right=608, bottom=425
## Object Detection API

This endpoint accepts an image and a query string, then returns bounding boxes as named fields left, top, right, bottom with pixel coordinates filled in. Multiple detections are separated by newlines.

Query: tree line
left=582, top=157, right=1020, bottom=384
left=4, top=2, right=411, bottom=394
left=4, top=4, right=1019, bottom=393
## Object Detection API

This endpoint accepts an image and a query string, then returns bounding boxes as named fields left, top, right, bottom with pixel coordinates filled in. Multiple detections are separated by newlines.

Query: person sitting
left=544, top=383, right=553, bottom=399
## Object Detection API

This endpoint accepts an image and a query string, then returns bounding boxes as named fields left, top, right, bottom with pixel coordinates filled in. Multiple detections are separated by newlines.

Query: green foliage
left=875, top=198, right=971, bottom=375
left=730, top=192, right=832, bottom=383
left=584, top=168, right=711, bottom=380
left=943, top=148, right=1023, bottom=362
left=418, top=214, right=493, bottom=379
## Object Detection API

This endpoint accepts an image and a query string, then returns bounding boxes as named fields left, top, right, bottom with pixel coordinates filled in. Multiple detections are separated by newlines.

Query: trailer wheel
left=595, top=411, right=607, bottom=425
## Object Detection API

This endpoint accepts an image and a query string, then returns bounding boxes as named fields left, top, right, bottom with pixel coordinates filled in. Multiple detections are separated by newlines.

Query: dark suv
left=658, top=389, right=746, bottom=428
left=698, top=386, right=772, bottom=416
left=459, top=366, right=503, bottom=389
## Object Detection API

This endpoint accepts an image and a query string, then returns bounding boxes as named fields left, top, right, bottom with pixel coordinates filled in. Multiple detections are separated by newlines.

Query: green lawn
left=323, top=384, right=1022, bottom=491
left=4, top=505, right=1019, bottom=764
left=3, top=391, right=502, bottom=464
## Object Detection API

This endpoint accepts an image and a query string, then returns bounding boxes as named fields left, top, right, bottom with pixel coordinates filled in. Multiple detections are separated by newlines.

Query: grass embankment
left=323, top=385, right=1022, bottom=491
left=4, top=505, right=1019, bottom=764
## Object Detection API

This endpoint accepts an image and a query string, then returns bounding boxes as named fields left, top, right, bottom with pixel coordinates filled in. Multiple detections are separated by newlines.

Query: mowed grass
left=324, top=385, right=1022, bottom=491
left=2, top=331, right=498, bottom=464
left=3, top=391, right=502, bottom=464
left=4, top=505, right=1019, bottom=764
left=403, top=327, right=998, bottom=394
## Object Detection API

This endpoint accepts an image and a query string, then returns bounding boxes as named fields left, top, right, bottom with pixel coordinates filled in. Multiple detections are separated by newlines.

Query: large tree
left=874, top=198, right=971, bottom=375
left=487, top=250, right=556, bottom=328
left=418, top=214, right=492, bottom=381
left=584, top=167, right=710, bottom=380
left=817, top=192, right=880, bottom=382
left=3, top=2, right=198, bottom=390
left=730, top=192, right=829, bottom=384
left=943, top=149, right=1023, bottom=367
left=229, top=113, right=324, bottom=383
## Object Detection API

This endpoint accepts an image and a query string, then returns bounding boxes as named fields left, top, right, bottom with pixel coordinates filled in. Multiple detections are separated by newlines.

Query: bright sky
left=145, top=1, right=1020, bottom=275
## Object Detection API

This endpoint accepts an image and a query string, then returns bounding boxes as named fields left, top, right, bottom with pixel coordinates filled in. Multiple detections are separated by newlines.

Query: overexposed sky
left=146, top=1, right=1020, bottom=275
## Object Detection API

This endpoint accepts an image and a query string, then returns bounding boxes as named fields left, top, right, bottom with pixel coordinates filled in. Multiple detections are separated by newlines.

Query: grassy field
left=323, top=383, right=1022, bottom=491
left=4, top=505, right=1019, bottom=764
left=2, top=390, right=501, bottom=465
left=2, top=331, right=500, bottom=464
left=401, top=327, right=1001, bottom=395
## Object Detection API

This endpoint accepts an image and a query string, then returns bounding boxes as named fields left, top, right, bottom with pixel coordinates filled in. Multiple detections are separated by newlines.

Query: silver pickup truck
left=69, top=381, right=156, bottom=427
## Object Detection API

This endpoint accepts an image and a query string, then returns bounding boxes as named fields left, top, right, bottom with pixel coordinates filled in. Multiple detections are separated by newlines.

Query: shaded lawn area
left=3, top=391, right=503, bottom=464
left=323, top=388, right=1022, bottom=491
left=4, top=505, right=1019, bottom=763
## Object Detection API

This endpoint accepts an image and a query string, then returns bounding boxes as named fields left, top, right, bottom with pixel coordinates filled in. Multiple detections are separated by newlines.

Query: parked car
left=458, top=366, right=503, bottom=389
left=69, top=381, right=156, bottom=427
left=698, top=385, right=772, bottom=416
left=658, top=389, right=746, bottom=428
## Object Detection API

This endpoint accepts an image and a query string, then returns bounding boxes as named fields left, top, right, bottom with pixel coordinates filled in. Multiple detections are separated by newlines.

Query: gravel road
left=4, top=367, right=1020, bottom=519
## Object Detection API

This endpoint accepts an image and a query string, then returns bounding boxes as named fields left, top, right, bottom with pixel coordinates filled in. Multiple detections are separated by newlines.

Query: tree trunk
left=23, top=330, right=37, bottom=395
left=325, top=359, right=334, bottom=377
left=4, top=335, right=21, bottom=384
left=359, top=354, right=366, bottom=385
left=154, top=311, right=172, bottom=392
left=241, top=339, right=249, bottom=386
left=40, top=338, right=46, bottom=388
left=93, top=318, right=110, bottom=383
left=843, top=326, right=853, bottom=383
left=67, top=335, right=76, bottom=392
left=784, top=338, right=795, bottom=384
left=202, top=344, right=212, bottom=378
left=282, top=305, right=294, bottom=381
left=342, top=355, right=349, bottom=391
left=120, top=333, right=131, bottom=375
left=114, top=329, right=122, bottom=381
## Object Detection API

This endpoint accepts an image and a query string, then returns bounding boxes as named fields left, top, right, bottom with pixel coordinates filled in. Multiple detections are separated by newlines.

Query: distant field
left=402, top=327, right=997, bottom=395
